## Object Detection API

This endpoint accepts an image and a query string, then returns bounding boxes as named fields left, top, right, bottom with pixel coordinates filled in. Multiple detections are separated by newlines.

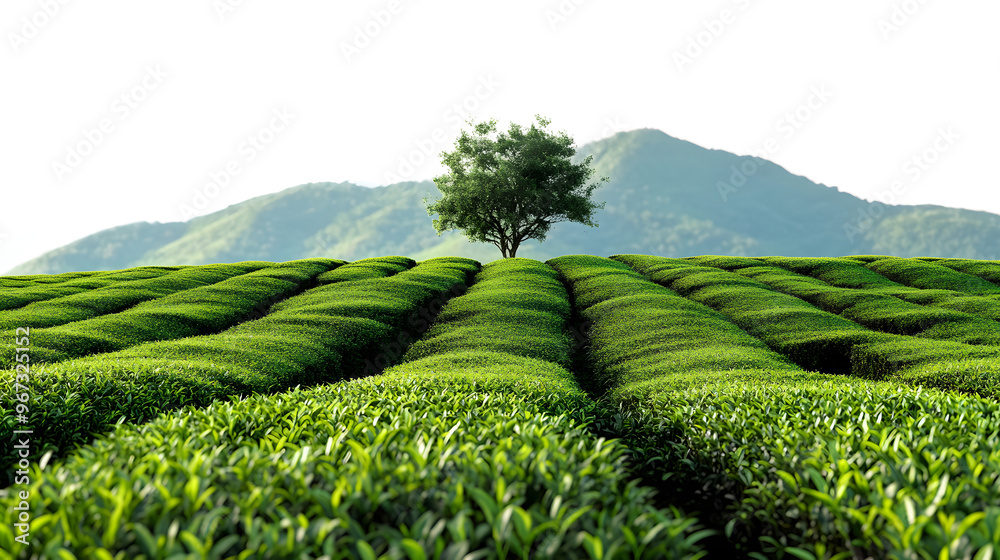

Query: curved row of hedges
left=0, top=270, right=110, bottom=289
left=0, top=258, right=707, bottom=559
left=923, top=257, right=1000, bottom=286
left=0, top=371, right=706, bottom=559
left=613, top=255, right=1000, bottom=398
left=757, top=256, right=1000, bottom=322
left=0, top=257, right=477, bottom=489
left=549, top=254, right=1000, bottom=559
left=734, top=264, right=1000, bottom=345
left=373, top=257, right=709, bottom=558
left=613, top=254, right=894, bottom=374
left=0, top=263, right=279, bottom=332
left=314, top=255, right=413, bottom=285
left=0, top=259, right=340, bottom=368
left=0, top=266, right=200, bottom=311
left=544, top=255, right=802, bottom=395
left=687, top=255, right=1000, bottom=296
left=864, top=257, right=1000, bottom=295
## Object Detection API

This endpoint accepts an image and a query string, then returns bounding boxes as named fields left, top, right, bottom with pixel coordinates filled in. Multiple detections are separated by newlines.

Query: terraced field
left=2, top=255, right=999, bottom=559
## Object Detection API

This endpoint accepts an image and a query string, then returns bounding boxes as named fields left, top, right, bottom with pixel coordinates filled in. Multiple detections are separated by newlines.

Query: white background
left=2, top=0, right=998, bottom=272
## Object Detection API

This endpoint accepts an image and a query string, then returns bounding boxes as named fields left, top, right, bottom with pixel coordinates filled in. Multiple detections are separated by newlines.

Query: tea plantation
left=2, top=255, right=999, bottom=559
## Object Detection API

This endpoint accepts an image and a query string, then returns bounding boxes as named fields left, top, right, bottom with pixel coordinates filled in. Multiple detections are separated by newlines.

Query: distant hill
left=8, top=129, right=1000, bottom=274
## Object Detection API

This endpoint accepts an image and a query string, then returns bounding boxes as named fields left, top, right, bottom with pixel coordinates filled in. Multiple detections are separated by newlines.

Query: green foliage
left=0, top=264, right=274, bottom=332
left=761, top=256, right=1000, bottom=322
left=0, top=371, right=708, bottom=559
left=546, top=255, right=799, bottom=394
left=759, top=256, right=901, bottom=289
left=316, top=256, right=414, bottom=285
left=424, top=116, right=607, bottom=258
left=0, top=270, right=111, bottom=289
left=5, top=253, right=1000, bottom=559
left=616, top=376, right=1000, bottom=560
left=0, top=266, right=186, bottom=311
left=849, top=336, right=999, bottom=382
left=730, top=265, right=1000, bottom=345
left=551, top=254, right=1000, bottom=559
left=612, top=254, right=1000, bottom=400
left=0, top=260, right=338, bottom=367
left=929, top=258, right=1000, bottom=286
left=0, top=258, right=478, bottom=481
left=400, top=258, right=574, bottom=368
left=865, top=257, right=1000, bottom=295
left=682, top=255, right=765, bottom=270
left=0, top=256, right=706, bottom=559
left=614, top=255, right=890, bottom=374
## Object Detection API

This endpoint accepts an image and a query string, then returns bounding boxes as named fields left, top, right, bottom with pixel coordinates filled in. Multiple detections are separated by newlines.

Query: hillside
left=9, top=128, right=1000, bottom=274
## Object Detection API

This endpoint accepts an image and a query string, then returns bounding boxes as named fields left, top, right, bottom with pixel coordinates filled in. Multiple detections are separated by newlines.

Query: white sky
left=2, top=0, right=998, bottom=273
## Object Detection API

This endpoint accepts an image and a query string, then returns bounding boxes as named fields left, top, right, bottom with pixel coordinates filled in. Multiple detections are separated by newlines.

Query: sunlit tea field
left=2, top=254, right=999, bottom=559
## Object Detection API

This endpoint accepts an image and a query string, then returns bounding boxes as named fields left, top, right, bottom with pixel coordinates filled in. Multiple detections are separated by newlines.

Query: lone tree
left=423, top=115, right=607, bottom=258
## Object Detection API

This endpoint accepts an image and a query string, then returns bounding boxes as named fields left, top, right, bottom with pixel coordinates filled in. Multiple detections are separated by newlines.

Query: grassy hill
left=9, top=128, right=1000, bottom=275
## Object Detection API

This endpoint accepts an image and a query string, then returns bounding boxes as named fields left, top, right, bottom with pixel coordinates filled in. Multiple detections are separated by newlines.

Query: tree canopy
left=423, top=115, right=608, bottom=258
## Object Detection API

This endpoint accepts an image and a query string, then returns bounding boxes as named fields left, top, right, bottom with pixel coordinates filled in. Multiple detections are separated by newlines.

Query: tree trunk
left=499, top=229, right=510, bottom=258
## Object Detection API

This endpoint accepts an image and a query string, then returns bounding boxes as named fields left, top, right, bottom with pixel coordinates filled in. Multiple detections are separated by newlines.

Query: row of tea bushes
left=687, top=255, right=1000, bottom=323
left=923, top=257, right=1000, bottom=286
left=756, top=256, right=1000, bottom=322
left=0, top=258, right=708, bottom=558
left=671, top=257, right=1000, bottom=399
left=549, top=254, right=1000, bottom=559
left=864, top=256, right=1000, bottom=295
left=0, top=270, right=111, bottom=289
left=0, top=263, right=276, bottom=332
left=731, top=265, right=1000, bottom=345
left=612, top=254, right=891, bottom=374
left=0, top=266, right=200, bottom=311
left=613, top=255, right=1000, bottom=398
left=0, top=374, right=707, bottom=559
left=315, top=255, right=413, bottom=285
left=543, top=255, right=802, bottom=395
left=0, top=257, right=477, bottom=488
left=0, top=259, right=339, bottom=367
left=376, top=257, right=708, bottom=558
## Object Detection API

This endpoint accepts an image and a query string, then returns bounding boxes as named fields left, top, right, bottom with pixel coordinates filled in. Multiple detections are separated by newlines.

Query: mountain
left=8, top=129, right=1000, bottom=274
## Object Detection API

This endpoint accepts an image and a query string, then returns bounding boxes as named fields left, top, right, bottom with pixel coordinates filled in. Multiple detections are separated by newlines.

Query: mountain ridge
left=8, top=129, right=999, bottom=274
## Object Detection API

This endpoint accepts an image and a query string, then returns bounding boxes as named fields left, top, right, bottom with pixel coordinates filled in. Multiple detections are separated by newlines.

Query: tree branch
left=518, top=217, right=549, bottom=241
